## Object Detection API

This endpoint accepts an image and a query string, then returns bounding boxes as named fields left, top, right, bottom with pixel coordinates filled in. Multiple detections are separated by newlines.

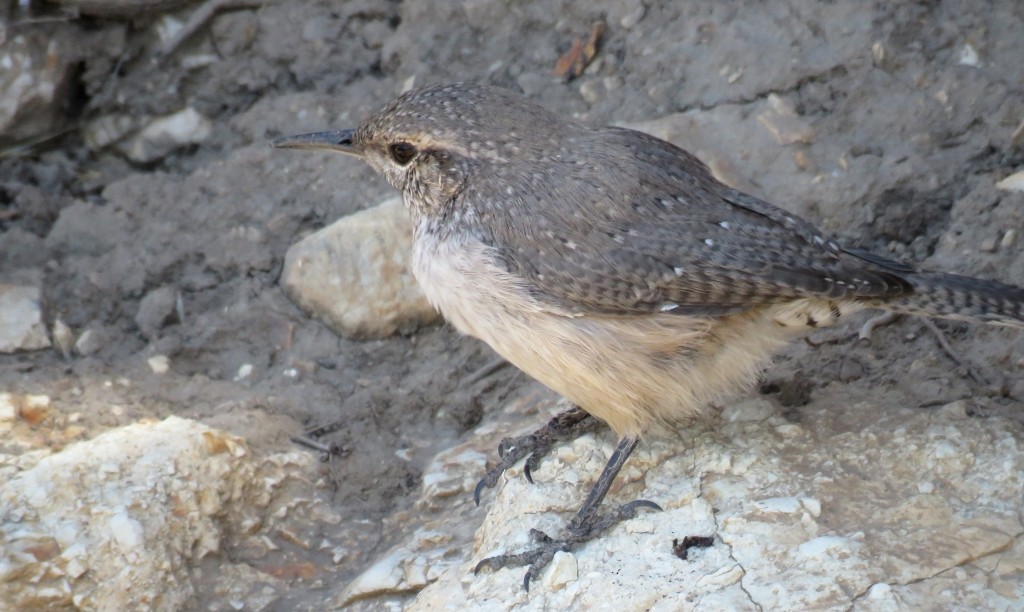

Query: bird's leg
left=474, top=405, right=602, bottom=504
left=475, top=435, right=661, bottom=591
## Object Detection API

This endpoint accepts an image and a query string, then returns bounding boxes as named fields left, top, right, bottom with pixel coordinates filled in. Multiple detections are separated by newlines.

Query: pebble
left=74, top=328, right=105, bottom=356
left=995, top=171, right=1024, bottom=192
left=280, top=197, right=439, bottom=339
left=620, top=5, right=646, bottom=29
left=148, top=355, right=170, bottom=375
left=0, top=285, right=50, bottom=353
left=52, top=318, right=74, bottom=358
left=119, top=108, right=213, bottom=164
left=0, top=33, right=75, bottom=146
left=135, top=286, right=179, bottom=338
left=542, top=551, right=578, bottom=589
left=1002, top=229, right=1017, bottom=248
left=958, top=43, right=980, bottom=67
left=756, top=94, right=816, bottom=145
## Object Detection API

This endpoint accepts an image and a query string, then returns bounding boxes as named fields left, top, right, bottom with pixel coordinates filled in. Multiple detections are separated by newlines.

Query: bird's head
left=272, top=82, right=564, bottom=219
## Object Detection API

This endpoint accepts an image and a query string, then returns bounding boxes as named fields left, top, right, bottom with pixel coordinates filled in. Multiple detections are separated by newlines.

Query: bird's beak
left=271, top=129, right=361, bottom=157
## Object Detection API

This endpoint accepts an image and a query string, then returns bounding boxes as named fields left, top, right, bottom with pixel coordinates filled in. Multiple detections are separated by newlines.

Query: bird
left=272, top=81, right=1024, bottom=590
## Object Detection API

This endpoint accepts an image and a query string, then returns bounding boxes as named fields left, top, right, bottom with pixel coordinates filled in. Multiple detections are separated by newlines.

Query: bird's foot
left=474, top=498, right=661, bottom=591
left=474, top=405, right=601, bottom=504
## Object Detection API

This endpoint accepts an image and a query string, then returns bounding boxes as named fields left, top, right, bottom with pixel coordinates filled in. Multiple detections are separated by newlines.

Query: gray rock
left=0, top=285, right=50, bottom=353
left=281, top=197, right=440, bottom=339
left=45, top=200, right=129, bottom=256
left=117, top=108, right=213, bottom=164
left=135, top=286, right=180, bottom=338
left=74, top=327, right=107, bottom=356
left=0, top=31, right=76, bottom=147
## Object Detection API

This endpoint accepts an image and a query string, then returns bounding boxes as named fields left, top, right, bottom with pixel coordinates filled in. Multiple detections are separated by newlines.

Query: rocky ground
left=1, top=0, right=1023, bottom=610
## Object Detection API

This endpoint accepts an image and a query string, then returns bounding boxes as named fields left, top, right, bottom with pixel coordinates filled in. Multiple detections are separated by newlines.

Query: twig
left=858, top=311, right=900, bottom=342
left=921, top=318, right=989, bottom=387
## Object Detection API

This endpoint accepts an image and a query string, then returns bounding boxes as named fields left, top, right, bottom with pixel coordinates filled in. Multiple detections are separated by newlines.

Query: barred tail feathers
left=882, top=272, right=1024, bottom=329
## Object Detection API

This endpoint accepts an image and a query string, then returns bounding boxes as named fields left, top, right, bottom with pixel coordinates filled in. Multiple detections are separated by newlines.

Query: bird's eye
left=388, top=142, right=417, bottom=165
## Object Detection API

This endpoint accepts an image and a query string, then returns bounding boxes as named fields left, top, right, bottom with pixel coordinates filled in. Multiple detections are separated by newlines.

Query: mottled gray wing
left=487, top=126, right=913, bottom=316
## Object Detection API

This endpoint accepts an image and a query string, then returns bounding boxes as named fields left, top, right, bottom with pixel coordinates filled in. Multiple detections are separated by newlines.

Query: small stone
left=980, top=237, right=998, bottom=252
left=871, top=41, right=885, bottom=64
left=721, top=398, right=776, bottom=422
left=754, top=497, right=802, bottom=514
left=52, top=318, right=74, bottom=358
left=757, top=94, right=815, bottom=145
left=46, top=200, right=128, bottom=256
left=801, top=497, right=822, bottom=518
left=0, top=33, right=76, bottom=147
left=281, top=198, right=440, bottom=339
left=147, top=355, right=170, bottom=375
left=84, top=114, right=138, bottom=151
left=74, top=328, right=104, bottom=356
left=995, top=171, right=1024, bottom=192
left=620, top=5, right=646, bottom=29
left=938, top=400, right=970, bottom=419
left=234, top=364, right=254, bottom=381
left=119, top=108, right=212, bottom=164
left=65, top=557, right=88, bottom=579
left=625, top=518, right=655, bottom=533
left=958, top=43, right=980, bottom=67
left=0, top=393, right=17, bottom=421
left=0, top=285, right=50, bottom=353
left=135, top=287, right=179, bottom=338
left=579, top=79, right=604, bottom=104
left=541, top=551, right=578, bottom=589
left=1012, top=119, right=1024, bottom=148
left=1002, top=229, right=1017, bottom=248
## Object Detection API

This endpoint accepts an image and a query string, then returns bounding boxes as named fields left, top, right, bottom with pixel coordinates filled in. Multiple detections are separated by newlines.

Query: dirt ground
left=2, top=0, right=1023, bottom=609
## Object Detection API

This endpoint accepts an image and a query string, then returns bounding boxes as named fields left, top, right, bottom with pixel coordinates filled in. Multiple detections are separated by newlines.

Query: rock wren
left=273, top=82, right=1024, bottom=589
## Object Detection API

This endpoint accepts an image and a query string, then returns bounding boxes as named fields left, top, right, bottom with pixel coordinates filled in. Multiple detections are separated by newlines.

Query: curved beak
left=271, top=129, right=361, bottom=157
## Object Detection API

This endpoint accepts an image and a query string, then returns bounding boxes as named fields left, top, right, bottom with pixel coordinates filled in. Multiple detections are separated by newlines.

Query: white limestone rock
left=281, top=197, right=439, bottom=339
left=0, top=285, right=50, bottom=353
left=0, top=416, right=316, bottom=610
left=398, top=395, right=1024, bottom=610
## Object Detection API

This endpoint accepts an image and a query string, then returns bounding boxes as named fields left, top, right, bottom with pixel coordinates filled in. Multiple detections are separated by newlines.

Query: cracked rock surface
left=406, top=397, right=1024, bottom=610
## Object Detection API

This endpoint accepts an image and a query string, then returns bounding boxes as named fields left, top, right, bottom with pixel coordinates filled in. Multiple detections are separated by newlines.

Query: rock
left=118, top=108, right=213, bottom=164
left=51, top=318, right=74, bottom=358
left=135, top=286, right=180, bottom=338
left=0, top=416, right=318, bottom=610
left=83, top=114, right=139, bottom=151
left=147, top=354, right=170, bottom=375
left=74, top=327, right=106, bottom=356
left=45, top=200, right=129, bottom=256
left=0, top=285, right=50, bottom=353
left=619, top=4, right=646, bottom=30
left=995, top=171, right=1024, bottom=192
left=542, top=551, right=578, bottom=590
left=281, top=197, right=439, bottom=339
left=757, top=94, right=816, bottom=145
left=0, top=31, right=77, bottom=147
left=393, top=396, right=1024, bottom=610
